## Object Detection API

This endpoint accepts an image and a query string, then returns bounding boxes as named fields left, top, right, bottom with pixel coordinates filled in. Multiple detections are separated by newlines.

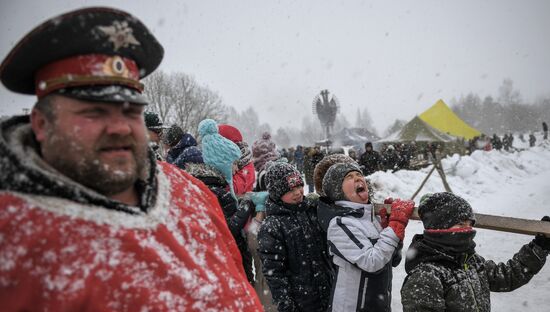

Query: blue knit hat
left=198, top=119, right=241, bottom=199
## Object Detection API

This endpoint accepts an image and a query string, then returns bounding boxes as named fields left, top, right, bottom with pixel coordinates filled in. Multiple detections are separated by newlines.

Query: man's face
left=341, top=171, right=369, bottom=204
left=33, top=95, right=149, bottom=197
left=281, top=186, right=304, bottom=205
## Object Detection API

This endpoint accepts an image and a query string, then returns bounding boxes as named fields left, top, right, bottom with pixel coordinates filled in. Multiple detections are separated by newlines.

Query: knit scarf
left=237, top=141, right=252, bottom=170
left=423, top=229, right=477, bottom=258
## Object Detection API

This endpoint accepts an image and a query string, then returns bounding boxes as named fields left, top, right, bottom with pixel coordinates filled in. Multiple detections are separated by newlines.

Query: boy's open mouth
left=354, top=183, right=369, bottom=201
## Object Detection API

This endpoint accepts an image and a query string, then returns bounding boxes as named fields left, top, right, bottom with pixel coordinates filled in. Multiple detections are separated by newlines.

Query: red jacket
left=233, top=162, right=256, bottom=195
left=0, top=162, right=262, bottom=311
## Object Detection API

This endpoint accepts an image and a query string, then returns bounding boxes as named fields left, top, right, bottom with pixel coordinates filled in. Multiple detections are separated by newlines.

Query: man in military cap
left=0, top=7, right=261, bottom=311
left=144, top=111, right=165, bottom=160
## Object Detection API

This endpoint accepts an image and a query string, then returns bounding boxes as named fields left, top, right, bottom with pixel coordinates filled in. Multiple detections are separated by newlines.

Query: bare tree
left=143, top=70, right=228, bottom=137
left=452, top=88, right=550, bottom=135
left=354, top=107, right=376, bottom=135
left=143, top=71, right=173, bottom=123
left=498, top=78, right=522, bottom=106
left=274, top=128, right=291, bottom=148
left=383, top=119, right=407, bottom=137
left=300, top=115, right=324, bottom=145
left=226, top=106, right=272, bottom=144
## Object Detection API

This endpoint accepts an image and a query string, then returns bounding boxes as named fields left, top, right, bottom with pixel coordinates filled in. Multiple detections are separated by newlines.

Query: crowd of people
left=144, top=114, right=550, bottom=312
left=1, top=7, right=550, bottom=312
left=469, top=126, right=548, bottom=153
left=277, top=142, right=421, bottom=182
left=277, top=127, right=548, bottom=182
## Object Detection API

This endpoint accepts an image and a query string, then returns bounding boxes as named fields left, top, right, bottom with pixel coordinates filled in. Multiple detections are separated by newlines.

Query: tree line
left=451, top=79, right=550, bottom=135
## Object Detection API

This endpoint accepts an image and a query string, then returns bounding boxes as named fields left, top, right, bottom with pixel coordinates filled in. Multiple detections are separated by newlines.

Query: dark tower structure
left=312, top=89, right=339, bottom=140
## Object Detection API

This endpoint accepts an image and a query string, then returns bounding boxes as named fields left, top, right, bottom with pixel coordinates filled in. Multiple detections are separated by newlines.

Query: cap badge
left=103, top=56, right=128, bottom=77
left=97, top=20, right=140, bottom=51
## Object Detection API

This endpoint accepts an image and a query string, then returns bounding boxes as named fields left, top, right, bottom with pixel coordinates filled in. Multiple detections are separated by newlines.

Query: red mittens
left=388, top=199, right=415, bottom=241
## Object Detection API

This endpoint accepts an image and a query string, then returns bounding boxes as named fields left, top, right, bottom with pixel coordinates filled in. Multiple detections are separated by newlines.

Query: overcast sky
left=1, top=0, right=549, bottom=133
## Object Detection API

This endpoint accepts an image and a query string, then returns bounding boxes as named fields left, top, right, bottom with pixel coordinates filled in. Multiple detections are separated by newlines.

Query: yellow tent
left=419, top=99, right=481, bottom=140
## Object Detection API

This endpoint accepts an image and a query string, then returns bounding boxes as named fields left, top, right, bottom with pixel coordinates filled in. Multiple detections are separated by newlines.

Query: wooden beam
left=373, top=204, right=550, bottom=236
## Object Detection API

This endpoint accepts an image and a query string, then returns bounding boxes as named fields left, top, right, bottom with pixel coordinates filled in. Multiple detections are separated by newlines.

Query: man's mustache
left=96, top=135, right=138, bottom=152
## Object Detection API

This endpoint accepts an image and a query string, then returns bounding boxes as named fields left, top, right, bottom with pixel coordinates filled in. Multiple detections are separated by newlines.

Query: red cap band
left=35, top=54, right=143, bottom=98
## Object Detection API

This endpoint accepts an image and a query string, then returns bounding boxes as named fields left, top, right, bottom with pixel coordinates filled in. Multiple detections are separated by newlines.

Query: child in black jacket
left=258, top=162, right=333, bottom=312
left=401, top=192, right=550, bottom=312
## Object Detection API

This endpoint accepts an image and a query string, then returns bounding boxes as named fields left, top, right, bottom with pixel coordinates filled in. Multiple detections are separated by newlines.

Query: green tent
left=378, top=116, right=456, bottom=142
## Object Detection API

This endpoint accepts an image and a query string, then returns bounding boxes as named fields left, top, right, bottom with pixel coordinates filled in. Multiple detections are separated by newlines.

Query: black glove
left=533, top=216, right=550, bottom=251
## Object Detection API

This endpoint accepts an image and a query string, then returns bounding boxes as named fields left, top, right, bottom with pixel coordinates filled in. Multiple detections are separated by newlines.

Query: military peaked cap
left=0, top=7, right=164, bottom=104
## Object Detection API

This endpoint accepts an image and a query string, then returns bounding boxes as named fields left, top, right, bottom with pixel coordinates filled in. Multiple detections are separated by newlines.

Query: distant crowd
left=273, top=124, right=548, bottom=185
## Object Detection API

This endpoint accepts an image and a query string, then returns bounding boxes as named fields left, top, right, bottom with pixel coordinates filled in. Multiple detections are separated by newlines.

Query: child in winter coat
left=246, top=159, right=290, bottom=312
left=219, top=124, right=256, bottom=195
left=164, top=129, right=203, bottom=169
left=244, top=190, right=278, bottom=312
left=317, top=162, right=414, bottom=312
left=401, top=192, right=550, bottom=312
left=252, top=131, right=279, bottom=173
left=193, top=119, right=255, bottom=282
left=258, top=162, right=333, bottom=312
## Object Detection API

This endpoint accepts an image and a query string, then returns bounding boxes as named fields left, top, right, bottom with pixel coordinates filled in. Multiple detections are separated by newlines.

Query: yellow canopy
left=419, top=99, right=481, bottom=140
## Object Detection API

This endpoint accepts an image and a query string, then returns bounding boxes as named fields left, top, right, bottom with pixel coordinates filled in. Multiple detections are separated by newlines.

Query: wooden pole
left=435, top=159, right=453, bottom=193
left=410, top=165, right=437, bottom=200
left=373, top=204, right=550, bottom=236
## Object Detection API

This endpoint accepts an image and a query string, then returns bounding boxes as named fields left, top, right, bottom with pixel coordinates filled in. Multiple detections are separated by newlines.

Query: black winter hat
left=265, top=162, right=304, bottom=200
left=322, top=162, right=362, bottom=202
left=144, top=111, right=163, bottom=130
left=162, top=124, right=184, bottom=147
left=418, top=192, right=476, bottom=229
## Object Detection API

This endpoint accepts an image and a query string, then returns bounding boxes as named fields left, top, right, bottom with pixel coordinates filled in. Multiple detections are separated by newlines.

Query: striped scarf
left=237, top=141, right=253, bottom=170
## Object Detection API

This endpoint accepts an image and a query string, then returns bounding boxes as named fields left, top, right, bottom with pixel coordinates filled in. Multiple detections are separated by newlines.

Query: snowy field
left=309, top=134, right=550, bottom=311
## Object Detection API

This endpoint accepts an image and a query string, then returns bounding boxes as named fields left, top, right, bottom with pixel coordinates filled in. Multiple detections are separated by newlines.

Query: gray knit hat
left=322, top=162, right=362, bottom=202
left=418, top=192, right=476, bottom=229
left=266, top=162, right=304, bottom=200
left=314, top=153, right=356, bottom=196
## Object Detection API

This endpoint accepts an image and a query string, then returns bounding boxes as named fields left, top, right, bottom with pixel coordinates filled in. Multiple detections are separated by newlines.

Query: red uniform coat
left=0, top=162, right=262, bottom=311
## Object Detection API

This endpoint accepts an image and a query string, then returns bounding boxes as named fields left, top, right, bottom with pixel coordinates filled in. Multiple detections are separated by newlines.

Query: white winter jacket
left=327, top=200, right=401, bottom=312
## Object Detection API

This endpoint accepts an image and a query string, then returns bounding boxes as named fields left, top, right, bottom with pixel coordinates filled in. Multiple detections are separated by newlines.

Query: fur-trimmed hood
left=184, top=162, right=227, bottom=188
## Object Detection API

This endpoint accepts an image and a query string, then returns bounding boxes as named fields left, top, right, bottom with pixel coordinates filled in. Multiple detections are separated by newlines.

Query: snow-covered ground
left=307, top=134, right=550, bottom=311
